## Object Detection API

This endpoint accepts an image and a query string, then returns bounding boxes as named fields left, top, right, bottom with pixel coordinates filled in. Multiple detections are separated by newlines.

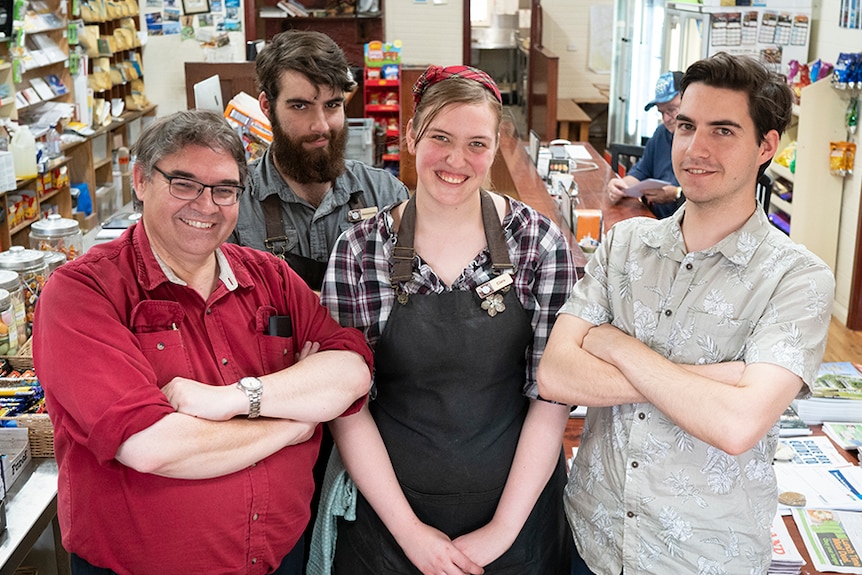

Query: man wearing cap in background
left=606, top=71, right=684, bottom=219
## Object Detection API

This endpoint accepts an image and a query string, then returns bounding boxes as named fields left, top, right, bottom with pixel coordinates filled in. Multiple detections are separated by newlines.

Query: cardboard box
left=0, top=428, right=31, bottom=500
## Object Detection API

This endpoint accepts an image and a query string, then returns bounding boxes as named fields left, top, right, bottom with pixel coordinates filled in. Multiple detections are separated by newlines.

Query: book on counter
left=780, top=403, right=812, bottom=437
left=822, top=422, right=862, bottom=450
left=811, top=362, right=862, bottom=399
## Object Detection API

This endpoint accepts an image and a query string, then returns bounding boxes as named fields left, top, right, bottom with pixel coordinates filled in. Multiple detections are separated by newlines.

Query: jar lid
left=0, top=288, right=9, bottom=310
left=0, top=270, right=18, bottom=291
left=30, top=214, right=81, bottom=238
left=0, top=246, right=47, bottom=271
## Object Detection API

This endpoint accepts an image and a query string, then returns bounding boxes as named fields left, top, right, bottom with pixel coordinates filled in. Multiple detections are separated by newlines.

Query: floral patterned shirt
left=561, top=206, right=834, bottom=575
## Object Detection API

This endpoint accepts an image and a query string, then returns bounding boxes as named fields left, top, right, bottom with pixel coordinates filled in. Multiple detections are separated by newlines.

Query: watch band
left=238, top=377, right=263, bottom=419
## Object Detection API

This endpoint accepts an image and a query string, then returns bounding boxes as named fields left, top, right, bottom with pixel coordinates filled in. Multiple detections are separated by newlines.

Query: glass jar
left=0, top=247, right=48, bottom=339
left=29, top=214, right=83, bottom=261
left=0, top=288, right=18, bottom=356
left=0, top=270, right=25, bottom=348
left=44, top=251, right=66, bottom=279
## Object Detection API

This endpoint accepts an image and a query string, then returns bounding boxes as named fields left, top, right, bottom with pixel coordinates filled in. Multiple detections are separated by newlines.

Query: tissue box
left=0, top=428, right=31, bottom=500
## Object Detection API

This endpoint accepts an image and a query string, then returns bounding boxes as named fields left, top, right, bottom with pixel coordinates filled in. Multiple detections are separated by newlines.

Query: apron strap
left=479, top=190, right=515, bottom=273
left=262, top=194, right=288, bottom=259
left=347, top=190, right=367, bottom=210
left=390, top=191, right=514, bottom=288
left=389, top=197, right=416, bottom=285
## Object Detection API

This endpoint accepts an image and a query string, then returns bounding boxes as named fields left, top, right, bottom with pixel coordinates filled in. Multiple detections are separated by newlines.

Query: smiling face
left=134, top=144, right=242, bottom=270
left=672, top=82, right=778, bottom=211
left=406, top=102, right=498, bottom=209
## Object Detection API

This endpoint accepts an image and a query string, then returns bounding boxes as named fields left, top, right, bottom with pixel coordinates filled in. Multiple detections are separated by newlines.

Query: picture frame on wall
left=182, top=0, right=210, bottom=15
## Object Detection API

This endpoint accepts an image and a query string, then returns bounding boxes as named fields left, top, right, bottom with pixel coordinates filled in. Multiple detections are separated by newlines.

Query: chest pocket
left=254, top=305, right=296, bottom=374
left=689, top=310, right=750, bottom=363
left=130, top=300, right=192, bottom=388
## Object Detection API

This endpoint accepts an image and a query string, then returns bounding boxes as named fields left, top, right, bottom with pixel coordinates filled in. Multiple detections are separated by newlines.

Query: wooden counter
left=491, top=119, right=652, bottom=271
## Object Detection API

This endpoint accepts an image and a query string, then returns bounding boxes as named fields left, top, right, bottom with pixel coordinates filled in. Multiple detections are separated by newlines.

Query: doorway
left=463, top=0, right=532, bottom=137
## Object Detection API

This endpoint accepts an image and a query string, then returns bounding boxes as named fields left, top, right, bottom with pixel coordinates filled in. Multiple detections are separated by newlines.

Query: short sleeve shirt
left=560, top=206, right=834, bottom=575
left=230, top=150, right=409, bottom=261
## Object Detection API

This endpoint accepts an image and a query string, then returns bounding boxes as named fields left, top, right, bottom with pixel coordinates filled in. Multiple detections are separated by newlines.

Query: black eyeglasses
left=152, top=165, right=244, bottom=206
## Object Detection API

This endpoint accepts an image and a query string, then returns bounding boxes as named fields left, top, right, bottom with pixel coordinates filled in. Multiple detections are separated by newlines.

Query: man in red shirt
left=33, top=109, right=373, bottom=575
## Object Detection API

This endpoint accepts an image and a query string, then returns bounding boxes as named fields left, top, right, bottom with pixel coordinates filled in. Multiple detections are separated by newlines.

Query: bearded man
left=231, top=30, right=408, bottom=290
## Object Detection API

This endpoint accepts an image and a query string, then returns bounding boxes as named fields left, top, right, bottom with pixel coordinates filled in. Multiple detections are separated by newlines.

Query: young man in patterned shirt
left=538, top=52, right=835, bottom=575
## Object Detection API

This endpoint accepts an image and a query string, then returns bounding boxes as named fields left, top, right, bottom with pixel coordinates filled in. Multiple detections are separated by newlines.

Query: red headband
left=412, top=65, right=502, bottom=112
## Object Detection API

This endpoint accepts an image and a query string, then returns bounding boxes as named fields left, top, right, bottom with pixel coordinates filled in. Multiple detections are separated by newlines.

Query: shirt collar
left=641, top=203, right=770, bottom=266
left=132, top=220, right=238, bottom=291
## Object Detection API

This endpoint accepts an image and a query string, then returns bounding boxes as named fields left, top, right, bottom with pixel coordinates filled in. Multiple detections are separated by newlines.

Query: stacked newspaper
left=795, top=363, right=862, bottom=424
left=770, top=514, right=805, bottom=574
left=791, top=509, right=862, bottom=574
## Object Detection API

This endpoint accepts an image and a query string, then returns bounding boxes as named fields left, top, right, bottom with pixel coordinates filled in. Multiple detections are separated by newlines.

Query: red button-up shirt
left=33, top=222, right=371, bottom=575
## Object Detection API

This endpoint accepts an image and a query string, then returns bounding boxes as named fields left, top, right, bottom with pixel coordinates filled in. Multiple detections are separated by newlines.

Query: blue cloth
left=73, top=183, right=93, bottom=216
left=627, top=124, right=682, bottom=219
left=306, top=448, right=357, bottom=575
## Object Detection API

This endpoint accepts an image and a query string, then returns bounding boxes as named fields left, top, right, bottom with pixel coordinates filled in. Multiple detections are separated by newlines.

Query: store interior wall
left=136, top=0, right=859, bottom=325
left=813, top=0, right=862, bottom=325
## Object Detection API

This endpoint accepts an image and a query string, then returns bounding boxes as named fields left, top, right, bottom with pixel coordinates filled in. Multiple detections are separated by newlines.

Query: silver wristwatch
left=237, top=376, right=263, bottom=419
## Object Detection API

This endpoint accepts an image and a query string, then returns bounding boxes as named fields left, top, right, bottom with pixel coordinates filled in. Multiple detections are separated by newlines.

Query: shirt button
left=638, top=412, right=645, bottom=420
left=283, top=348, right=288, bottom=356
left=222, top=357, right=229, bottom=365
left=157, top=342, right=165, bottom=350
left=252, top=513, right=259, bottom=521
left=664, top=309, right=672, bottom=317
left=685, top=263, right=693, bottom=270
left=251, top=558, right=257, bottom=564
left=627, top=511, right=635, bottom=518
left=206, top=307, right=212, bottom=315
left=631, top=461, right=639, bottom=468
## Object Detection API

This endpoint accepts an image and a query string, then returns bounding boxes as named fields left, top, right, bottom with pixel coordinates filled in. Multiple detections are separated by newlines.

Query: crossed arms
left=536, top=313, right=804, bottom=455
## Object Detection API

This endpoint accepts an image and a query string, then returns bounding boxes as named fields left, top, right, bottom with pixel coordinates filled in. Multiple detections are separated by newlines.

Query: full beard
left=270, top=116, right=348, bottom=185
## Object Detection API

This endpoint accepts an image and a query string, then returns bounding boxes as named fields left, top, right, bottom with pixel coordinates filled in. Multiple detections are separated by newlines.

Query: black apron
left=262, top=191, right=370, bottom=290
left=334, top=192, right=569, bottom=575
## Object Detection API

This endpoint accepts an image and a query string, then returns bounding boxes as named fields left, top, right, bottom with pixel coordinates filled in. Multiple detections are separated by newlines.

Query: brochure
left=823, top=422, right=862, bottom=450
left=623, top=178, right=673, bottom=198
left=792, top=508, right=862, bottom=573
left=771, top=513, right=806, bottom=574
left=780, top=403, right=813, bottom=437
left=812, top=362, right=862, bottom=399
left=775, top=465, right=862, bottom=512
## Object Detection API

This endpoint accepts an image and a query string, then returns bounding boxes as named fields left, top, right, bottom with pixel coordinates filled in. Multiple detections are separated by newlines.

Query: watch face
left=241, top=377, right=262, bottom=391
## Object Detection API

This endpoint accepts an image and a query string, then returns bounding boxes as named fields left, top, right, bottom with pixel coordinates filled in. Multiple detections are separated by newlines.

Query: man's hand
left=296, top=340, right=320, bottom=362
left=642, top=184, right=681, bottom=204
left=162, top=377, right=246, bottom=421
left=607, top=177, right=630, bottom=203
left=582, top=323, right=630, bottom=364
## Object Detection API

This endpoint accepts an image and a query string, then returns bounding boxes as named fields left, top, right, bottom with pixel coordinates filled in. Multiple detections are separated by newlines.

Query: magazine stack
left=795, top=362, right=862, bottom=425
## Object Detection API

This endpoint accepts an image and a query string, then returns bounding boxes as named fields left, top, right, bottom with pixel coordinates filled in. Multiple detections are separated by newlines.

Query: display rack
left=363, top=40, right=401, bottom=177
left=767, top=77, right=847, bottom=271
left=0, top=0, right=73, bottom=121
left=77, top=0, right=148, bottom=114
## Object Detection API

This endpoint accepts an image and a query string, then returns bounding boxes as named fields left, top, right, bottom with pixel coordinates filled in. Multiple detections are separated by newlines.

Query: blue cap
left=644, top=71, right=683, bottom=111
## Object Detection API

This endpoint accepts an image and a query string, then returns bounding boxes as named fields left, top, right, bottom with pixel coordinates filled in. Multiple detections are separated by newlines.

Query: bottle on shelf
left=11, top=125, right=37, bottom=179
left=46, top=124, right=62, bottom=158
